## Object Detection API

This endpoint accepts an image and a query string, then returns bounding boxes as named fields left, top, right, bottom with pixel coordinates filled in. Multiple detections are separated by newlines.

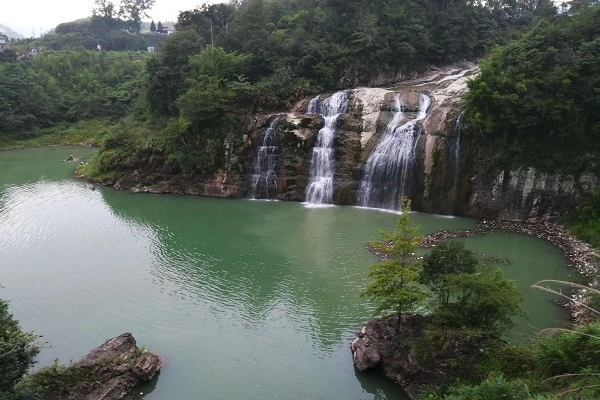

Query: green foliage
left=0, top=299, right=39, bottom=393
left=535, top=323, right=600, bottom=379
left=146, top=30, right=204, bottom=117
left=466, top=6, right=600, bottom=174
left=361, top=200, right=427, bottom=333
left=434, top=267, right=524, bottom=333
left=15, top=363, right=73, bottom=396
left=567, top=189, right=600, bottom=248
left=0, top=51, right=146, bottom=139
left=431, top=296, right=600, bottom=399
left=442, top=374, right=533, bottom=400
left=420, top=241, right=478, bottom=306
left=177, top=0, right=538, bottom=89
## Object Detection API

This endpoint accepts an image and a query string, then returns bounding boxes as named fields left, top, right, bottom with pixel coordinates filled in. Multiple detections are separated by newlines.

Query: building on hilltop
left=158, top=26, right=174, bottom=35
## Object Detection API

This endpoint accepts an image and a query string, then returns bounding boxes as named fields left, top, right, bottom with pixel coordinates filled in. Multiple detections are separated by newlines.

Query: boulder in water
left=34, top=332, right=161, bottom=400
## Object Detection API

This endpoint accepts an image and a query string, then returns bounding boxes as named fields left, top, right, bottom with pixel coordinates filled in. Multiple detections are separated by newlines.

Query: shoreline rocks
left=35, top=332, right=161, bottom=400
left=351, top=314, right=445, bottom=399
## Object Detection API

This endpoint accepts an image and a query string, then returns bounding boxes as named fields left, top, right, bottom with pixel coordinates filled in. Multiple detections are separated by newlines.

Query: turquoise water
left=0, top=148, right=570, bottom=399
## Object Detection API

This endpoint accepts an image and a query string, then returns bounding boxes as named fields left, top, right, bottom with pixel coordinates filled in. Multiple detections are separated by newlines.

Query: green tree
left=150, top=20, right=156, bottom=32
left=465, top=6, right=600, bottom=174
left=420, top=241, right=478, bottom=306
left=361, top=200, right=427, bottom=333
left=0, top=299, right=39, bottom=392
left=120, top=0, right=156, bottom=34
left=146, top=29, right=204, bottom=117
left=157, top=21, right=163, bottom=32
left=437, top=267, right=524, bottom=333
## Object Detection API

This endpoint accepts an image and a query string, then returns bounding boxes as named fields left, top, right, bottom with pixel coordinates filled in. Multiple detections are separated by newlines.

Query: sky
left=2, top=0, right=219, bottom=37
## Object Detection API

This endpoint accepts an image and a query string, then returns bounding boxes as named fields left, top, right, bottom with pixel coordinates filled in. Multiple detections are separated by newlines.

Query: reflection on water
left=0, top=148, right=571, bottom=400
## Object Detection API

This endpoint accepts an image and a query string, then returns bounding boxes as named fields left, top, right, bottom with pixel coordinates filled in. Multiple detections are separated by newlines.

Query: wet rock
left=351, top=314, right=442, bottom=399
left=38, top=333, right=161, bottom=400
left=353, top=345, right=381, bottom=371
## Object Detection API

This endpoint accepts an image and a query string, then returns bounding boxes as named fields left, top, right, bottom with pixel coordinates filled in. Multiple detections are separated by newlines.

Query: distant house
left=158, top=27, right=174, bottom=35
left=0, top=38, right=9, bottom=52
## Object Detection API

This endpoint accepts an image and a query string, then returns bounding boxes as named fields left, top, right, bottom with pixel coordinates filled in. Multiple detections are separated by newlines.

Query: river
left=0, top=148, right=570, bottom=399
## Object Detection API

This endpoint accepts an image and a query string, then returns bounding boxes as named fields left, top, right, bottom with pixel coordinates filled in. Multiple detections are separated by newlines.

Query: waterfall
left=305, top=91, right=348, bottom=205
left=358, top=93, right=431, bottom=210
left=249, top=116, right=281, bottom=200
left=448, top=111, right=464, bottom=209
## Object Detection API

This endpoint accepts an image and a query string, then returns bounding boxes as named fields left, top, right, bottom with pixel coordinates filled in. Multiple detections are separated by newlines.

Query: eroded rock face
left=351, top=313, right=500, bottom=399
left=41, top=333, right=161, bottom=400
left=462, top=168, right=599, bottom=221
left=350, top=314, right=439, bottom=399
left=113, top=169, right=240, bottom=198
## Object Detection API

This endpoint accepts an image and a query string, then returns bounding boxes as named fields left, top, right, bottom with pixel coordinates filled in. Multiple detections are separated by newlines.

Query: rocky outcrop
left=351, top=314, right=444, bottom=399
left=111, top=168, right=241, bottom=198
left=37, top=333, right=161, bottom=400
left=352, top=313, right=511, bottom=399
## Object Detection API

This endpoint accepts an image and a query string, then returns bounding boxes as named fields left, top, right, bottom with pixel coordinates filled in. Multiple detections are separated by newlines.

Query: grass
left=0, top=118, right=119, bottom=150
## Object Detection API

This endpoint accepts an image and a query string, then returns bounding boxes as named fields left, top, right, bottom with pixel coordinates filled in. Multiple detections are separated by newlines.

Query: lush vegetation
left=361, top=200, right=427, bottom=333
left=464, top=3, right=600, bottom=246
left=466, top=4, right=600, bottom=175
left=81, top=0, right=550, bottom=178
left=363, top=205, right=524, bottom=375
left=363, top=210, right=600, bottom=399
left=0, top=298, right=40, bottom=399
left=1, top=0, right=558, bottom=178
left=0, top=50, right=147, bottom=141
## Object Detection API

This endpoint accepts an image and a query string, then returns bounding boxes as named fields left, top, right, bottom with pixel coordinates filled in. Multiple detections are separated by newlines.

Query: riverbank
left=0, top=118, right=115, bottom=151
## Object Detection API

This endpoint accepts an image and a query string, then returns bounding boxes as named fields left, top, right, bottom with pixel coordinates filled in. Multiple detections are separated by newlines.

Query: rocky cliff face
left=110, top=62, right=596, bottom=221
left=240, top=61, right=596, bottom=221
left=461, top=168, right=599, bottom=221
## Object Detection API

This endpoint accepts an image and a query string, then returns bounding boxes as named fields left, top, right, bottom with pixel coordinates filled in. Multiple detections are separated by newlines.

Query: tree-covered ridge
left=0, top=51, right=147, bottom=138
left=466, top=5, right=600, bottom=175
left=178, top=0, right=547, bottom=90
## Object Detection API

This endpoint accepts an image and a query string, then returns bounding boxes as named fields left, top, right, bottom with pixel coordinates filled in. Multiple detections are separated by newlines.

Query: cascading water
left=358, top=93, right=431, bottom=210
left=305, top=91, right=348, bottom=205
left=249, top=116, right=281, bottom=200
left=448, top=111, right=464, bottom=208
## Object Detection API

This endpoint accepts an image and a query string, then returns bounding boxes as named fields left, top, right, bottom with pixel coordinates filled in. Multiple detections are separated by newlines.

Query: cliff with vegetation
left=1, top=1, right=599, bottom=228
